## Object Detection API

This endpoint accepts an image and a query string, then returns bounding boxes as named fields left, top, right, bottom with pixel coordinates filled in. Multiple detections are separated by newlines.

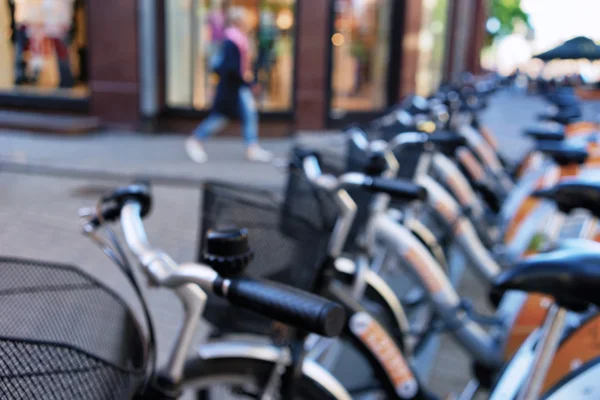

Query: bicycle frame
left=368, top=211, right=502, bottom=368
left=451, top=111, right=514, bottom=195
left=459, top=124, right=513, bottom=192
left=384, top=131, right=504, bottom=267
left=415, top=175, right=501, bottom=284
left=432, top=155, right=501, bottom=250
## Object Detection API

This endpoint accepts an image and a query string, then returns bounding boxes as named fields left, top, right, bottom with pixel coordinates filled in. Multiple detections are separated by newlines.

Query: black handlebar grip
left=224, top=278, right=346, bottom=337
left=364, top=177, right=427, bottom=201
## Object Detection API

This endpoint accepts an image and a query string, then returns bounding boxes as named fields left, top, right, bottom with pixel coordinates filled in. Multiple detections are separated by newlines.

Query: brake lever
left=78, top=207, right=94, bottom=219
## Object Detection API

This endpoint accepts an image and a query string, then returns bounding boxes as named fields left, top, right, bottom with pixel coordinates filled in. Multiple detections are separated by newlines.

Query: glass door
left=327, top=0, right=396, bottom=124
left=415, top=0, right=449, bottom=96
left=165, top=0, right=297, bottom=114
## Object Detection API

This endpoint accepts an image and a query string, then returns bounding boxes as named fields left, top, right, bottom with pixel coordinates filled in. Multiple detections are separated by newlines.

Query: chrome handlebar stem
left=121, top=202, right=207, bottom=384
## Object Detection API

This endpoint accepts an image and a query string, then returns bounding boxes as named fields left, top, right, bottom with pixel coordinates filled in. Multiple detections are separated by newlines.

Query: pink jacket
left=224, top=27, right=251, bottom=80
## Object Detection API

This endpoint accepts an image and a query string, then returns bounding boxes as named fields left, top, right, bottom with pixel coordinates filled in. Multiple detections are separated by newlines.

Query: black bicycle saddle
left=523, top=125, right=565, bottom=142
left=538, top=107, right=582, bottom=125
left=492, top=247, right=600, bottom=312
left=546, top=89, right=580, bottom=108
left=427, top=131, right=467, bottom=155
left=535, top=141, right=588, bottom=165
left=532, top=177, right=600, bottom=218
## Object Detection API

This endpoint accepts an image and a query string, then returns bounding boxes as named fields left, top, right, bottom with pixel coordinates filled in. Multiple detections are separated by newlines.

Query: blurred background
left=1, top=0, right=593, bottom=136
left=0, top=0, right=600, bottom=136
left=0, top=0, right=597, bottom=134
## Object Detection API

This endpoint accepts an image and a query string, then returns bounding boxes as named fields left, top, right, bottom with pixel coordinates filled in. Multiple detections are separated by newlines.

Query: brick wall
left=398, top=0, right=423, bottom=99
left=295, top=0, right=330, bottom=130
left=87, top=0, right=139, bottom=125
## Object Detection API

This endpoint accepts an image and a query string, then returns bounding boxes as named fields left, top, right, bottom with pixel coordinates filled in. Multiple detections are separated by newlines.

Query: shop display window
left=166, top=0, right=296, bottom=112
left=329, top=0, right=392, bottom=115
left=0, top=0, right=88, bottom=98
left=415, top=0, right=449, bottom=96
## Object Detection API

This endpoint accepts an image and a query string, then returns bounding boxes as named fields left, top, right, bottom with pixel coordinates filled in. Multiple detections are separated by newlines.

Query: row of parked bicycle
left=4, top=74, right=600, bottom=399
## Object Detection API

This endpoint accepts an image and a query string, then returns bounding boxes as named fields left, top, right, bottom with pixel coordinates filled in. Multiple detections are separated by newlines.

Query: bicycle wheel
left=181, top=355, right=345, bottom=400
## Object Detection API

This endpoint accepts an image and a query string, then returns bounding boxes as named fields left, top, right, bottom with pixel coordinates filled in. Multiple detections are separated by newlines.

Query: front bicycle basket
left=0, top=257, right=147, bottom=400
left=199, top=180, right=333, bottom=337
left=295, top=145, right=375, bottom=254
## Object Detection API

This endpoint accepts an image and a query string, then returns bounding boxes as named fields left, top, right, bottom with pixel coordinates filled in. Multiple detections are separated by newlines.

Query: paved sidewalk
left=0, top=88, right=558, bottom=182
left=0, top=89, right=568, bottom=396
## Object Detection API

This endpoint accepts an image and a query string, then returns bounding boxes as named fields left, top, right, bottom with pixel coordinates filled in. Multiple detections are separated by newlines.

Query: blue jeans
left=193, top=87, right=258, bottom=146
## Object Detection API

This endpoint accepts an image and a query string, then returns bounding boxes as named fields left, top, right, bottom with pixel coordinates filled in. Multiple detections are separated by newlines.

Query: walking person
left=186, top=7, right=273, bottom=163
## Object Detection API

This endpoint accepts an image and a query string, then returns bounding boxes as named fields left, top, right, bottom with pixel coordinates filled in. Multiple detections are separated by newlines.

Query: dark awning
left=534, top=36, right=600, bottom=61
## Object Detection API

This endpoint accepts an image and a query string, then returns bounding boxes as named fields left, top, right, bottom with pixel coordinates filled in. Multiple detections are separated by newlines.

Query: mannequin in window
left=12, top=0, right=44, bottom=85
left=6, top=0, right=15, bottom=43
left=350, top=32, right=369, bottom=95
left=42, top=0, right=76, bottom=88
left=254, top=9, right=277, bottom=107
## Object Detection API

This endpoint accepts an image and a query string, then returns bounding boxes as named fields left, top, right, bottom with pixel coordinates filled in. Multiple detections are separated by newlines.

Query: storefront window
left=415, top=0, right=449, bottom=96
left=0, top=0, right=88, bottom=98
left=166, top=0, right=296, bottom=112
left=329, top=0, right=392, bottom=116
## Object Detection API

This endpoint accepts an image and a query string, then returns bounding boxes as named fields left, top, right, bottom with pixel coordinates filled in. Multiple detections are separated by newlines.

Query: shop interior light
left=276, top=9, right=294, bottom=30
left=332, top=33, right=345, bottom=46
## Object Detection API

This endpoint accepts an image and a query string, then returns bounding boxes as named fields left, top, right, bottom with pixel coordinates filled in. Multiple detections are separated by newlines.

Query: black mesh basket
left=199, top=178, right=334, bottom=338
left=0, top=257, right=147, bottom=400
left=314, top=146, right=375, bottom=254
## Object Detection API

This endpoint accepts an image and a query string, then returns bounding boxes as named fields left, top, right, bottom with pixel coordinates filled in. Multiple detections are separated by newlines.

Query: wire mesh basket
left=0, top=257, right=147, bottom=400
left=199, top=177, right=334, bottom=338
left=312, top=145, right=375, bottom=254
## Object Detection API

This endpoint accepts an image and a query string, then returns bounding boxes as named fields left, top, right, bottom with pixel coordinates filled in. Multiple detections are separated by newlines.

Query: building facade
left=0, top=0, right=488, bottom=134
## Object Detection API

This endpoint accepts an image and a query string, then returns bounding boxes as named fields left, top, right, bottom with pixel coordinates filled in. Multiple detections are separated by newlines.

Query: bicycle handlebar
left=222, top=278, right=345, bottom=337
left=302, top=156, right=426, bottom=202
left=119, top=201, right=345, bottom=337
left=364, top=177, right=427, bottom=201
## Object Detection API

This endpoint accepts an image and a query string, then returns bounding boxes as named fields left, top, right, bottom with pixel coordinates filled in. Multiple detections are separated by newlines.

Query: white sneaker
left=245, top=145, right=274, bottom=163
left=185, top=137, right=208, bottom=163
